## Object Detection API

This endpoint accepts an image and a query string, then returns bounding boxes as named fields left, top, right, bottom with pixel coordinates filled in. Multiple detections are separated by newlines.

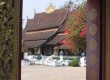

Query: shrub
left=71, top=59, right=79, bottom=67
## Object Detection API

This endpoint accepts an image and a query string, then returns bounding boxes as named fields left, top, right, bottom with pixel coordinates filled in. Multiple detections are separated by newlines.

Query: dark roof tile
left=23, top=29, right=57, bottom=41
left=22, top=19, right=33, bottom=38
left=47, top=33, right=66, bottom=45
left=24, top=40, right=46, bottom=48
left=27, top=8, right=67, bottom=31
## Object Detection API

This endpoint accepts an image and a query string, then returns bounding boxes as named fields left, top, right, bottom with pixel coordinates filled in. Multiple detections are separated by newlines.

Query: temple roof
left=58, top=12, right=69, bottom=32
left=22, top=7, right=69, bottom=49
left=22, top=19, right=33, bottom=35
left=26, top=8, right=68, bottom=32
left=58, top=21, right=67, bottom=32
left=47, top=33, right=66, bottom=45
left=23, top=28, right=57, bottom=41
left=24, top=40, right=46, bottom=48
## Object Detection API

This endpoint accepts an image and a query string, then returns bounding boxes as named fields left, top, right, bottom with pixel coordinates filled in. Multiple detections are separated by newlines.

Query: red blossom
left=61, top=3, right=87, bottom=52
left=60, top=38, right=68, bottom=45
left=65, top=28, right=72, bottom=35
left=80, top=27, right=87, bottom=37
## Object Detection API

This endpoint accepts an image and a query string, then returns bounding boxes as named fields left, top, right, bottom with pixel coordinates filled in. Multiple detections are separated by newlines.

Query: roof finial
left=46, top=1, right=56, bottom=13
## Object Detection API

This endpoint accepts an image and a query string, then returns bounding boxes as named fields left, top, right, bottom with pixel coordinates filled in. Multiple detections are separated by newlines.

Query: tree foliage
left=61, top=2, right=87, bottom=53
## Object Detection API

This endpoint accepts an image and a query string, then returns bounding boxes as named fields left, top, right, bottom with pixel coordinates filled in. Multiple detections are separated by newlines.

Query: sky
left=22, top=0, right=84, bottom=29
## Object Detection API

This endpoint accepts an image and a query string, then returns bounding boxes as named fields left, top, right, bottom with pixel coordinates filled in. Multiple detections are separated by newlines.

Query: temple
left=22, top=3, right=72, bottom=56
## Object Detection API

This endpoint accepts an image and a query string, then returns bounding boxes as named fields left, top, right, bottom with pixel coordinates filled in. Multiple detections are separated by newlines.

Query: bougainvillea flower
left=65, top=28, right=72, bottom=35
left=80, top=27, right=87, bottom=37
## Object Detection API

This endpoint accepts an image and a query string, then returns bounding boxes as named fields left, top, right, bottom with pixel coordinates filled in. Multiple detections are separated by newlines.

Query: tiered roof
left=26, top=8, right=67, bottom=31
left=47, top=33, right=66, bottom=45
left=23, top=8, right=69, bottom=48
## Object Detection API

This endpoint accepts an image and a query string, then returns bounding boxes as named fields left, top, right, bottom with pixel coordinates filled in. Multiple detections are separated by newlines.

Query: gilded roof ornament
left=46, top=2, right=56, bottom=13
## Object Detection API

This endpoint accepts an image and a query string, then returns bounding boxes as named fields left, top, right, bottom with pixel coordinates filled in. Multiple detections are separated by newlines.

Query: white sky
left=22, top=0, right=84, bottom=29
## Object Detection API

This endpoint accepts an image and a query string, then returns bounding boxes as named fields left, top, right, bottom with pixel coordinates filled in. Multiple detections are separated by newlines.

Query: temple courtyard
left=21, top=65, right=86, bottom=80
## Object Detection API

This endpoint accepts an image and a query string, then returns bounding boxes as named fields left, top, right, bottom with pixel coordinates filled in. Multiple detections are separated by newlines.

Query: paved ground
left=21, top=65, right=86, bottom=80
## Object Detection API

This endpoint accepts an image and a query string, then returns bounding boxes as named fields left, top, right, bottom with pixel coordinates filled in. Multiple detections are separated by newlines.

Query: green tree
left=61, top=2, right=87, bottom=54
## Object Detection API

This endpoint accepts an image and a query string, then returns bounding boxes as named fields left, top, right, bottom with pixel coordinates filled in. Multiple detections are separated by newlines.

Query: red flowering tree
left=61, top=3, right=87, bottom=53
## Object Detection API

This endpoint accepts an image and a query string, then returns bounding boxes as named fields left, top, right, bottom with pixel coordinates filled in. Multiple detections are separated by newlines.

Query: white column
left=60, top=50, right=64, bottom=61
left=38, top=47, right=41, bottom=54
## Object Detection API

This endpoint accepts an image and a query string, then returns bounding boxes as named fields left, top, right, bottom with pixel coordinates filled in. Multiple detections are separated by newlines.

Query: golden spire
left=46, top=2, right=55, bottom=13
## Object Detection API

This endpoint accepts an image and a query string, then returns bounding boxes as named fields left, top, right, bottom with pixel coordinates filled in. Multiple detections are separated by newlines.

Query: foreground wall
left=106, top=0, right=110, bottom=79
left=0, top=0, right=21, bottom=80
left=86, top=0, right=101, bottom=80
